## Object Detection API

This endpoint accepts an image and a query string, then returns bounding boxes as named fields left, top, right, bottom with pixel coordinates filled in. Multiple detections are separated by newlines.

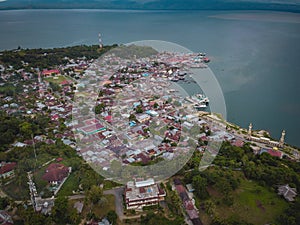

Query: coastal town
left=0, top=44, right=299, bottom=225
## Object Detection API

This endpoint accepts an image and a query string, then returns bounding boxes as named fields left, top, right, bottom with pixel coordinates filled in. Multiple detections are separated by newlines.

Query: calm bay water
left=0, top=9, right=299, bottom=147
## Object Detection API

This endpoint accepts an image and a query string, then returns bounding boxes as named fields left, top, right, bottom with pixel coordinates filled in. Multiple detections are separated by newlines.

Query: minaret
left=279, top=130, right=285, bottom=147
left=248, top=123, right=252, bottom=139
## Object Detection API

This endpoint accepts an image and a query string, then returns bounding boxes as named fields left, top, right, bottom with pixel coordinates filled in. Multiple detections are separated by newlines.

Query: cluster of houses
left=70, top=51, right=216, bottom=172
left=174, top=178, right=203, bottom=225
left=0, top=46, right=299, bottom=225
left=0, top=71, right=78, bottom=149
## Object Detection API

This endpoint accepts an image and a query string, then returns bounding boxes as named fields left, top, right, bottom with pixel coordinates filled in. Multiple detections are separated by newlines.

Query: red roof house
left=51, top=114, right=59, bottom=121
left=42, top=163, right=70, bottom=184
left=42, top=69, right=60, bottom=76
left=232, top=139, right=244, bottom=147
left=267, top=149, right=283, bottom=159
left=0, top=162, right=17, bottom=179
left=175, top=184, right=186, bottom=194
left=104, top=115, right=112, bottom=123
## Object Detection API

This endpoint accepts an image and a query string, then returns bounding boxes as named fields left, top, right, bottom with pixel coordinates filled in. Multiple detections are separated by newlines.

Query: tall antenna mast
left=99, top=33, right=103, bottom=49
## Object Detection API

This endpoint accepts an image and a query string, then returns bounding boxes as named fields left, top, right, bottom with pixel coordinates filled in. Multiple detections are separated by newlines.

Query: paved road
left=68, top=194, right=85, bottom=200
left=204, top=117, right=270, bottom=149
left=104, top=187, right=125, bottom=220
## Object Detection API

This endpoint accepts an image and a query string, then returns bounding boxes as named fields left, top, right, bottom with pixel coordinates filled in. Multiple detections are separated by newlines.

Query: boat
left=203, top=57, right=210, bottom=63
left=195, top=94, right=209, bottom=104
left=194, top=104, right=207, bottom=110
left=185, top=94, right=210, bottom=109
left=170, top=77, right=179, bottom=82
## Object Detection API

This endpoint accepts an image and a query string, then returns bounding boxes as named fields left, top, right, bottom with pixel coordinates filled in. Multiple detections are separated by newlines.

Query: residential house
left=42, top=163, right=71, bottom=185
left=42, top=69, right=60, bottom=76
left=0, top=162, right=17, bottom=179
left=278, top=184, right=297, bottom=202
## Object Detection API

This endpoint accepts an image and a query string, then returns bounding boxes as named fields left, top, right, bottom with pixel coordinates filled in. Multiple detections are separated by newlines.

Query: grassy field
left=201, top=176, right=288, bottom=225
left=44, top=75, right=73, bottom=84
left=57, top=172, right=79, bottom=197
left=70, top=194, right=116, bottom=219
left=230, top=179, right=288, bottom=224
left=103, top=180, right=122, bottom=190
left=2, top=179, right=29, bottom=200
left=93, top=194, right=115, bottom=218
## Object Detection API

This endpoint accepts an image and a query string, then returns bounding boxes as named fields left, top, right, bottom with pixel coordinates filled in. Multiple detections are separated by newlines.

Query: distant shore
left=0, top=3, right=300, bottom=13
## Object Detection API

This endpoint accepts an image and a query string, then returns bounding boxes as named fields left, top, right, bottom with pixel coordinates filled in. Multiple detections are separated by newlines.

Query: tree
left=95, top=103, right=105, bottom=114
left=215, top=176, right=232, bottom=195
left=0, top=197, right=9, bottom=210
left=49, top=82, right=61, bottom=92
left=107, top=210, right=117, bottom=224
left=129, top=114, right=137, bottom=121
left=19, top=121, right=33, bottom=139
left=0, top=152, right=7, bottom=162
left=135, top=105, right=143, bottom=113
left=51, top=196, right=69, bottom=224
left=204, top=200, right=216, bottom=217
left=17, top=206, right=53, bottom=225
left=86, top=185, right=103, bottom=205
left=192, top=175, right=209, bottom=199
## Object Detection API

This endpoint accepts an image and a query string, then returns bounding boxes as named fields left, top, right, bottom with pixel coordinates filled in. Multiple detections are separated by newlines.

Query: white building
left=125, top=178, right=166, bottom=210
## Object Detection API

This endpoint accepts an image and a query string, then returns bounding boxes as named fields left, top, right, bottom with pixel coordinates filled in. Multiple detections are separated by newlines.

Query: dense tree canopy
left=0, top=45, right=117, bottom=69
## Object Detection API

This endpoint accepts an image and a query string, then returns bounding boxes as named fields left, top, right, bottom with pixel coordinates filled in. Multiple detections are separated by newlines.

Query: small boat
left=170, top=77, right=179, bottom=82
left=195, top=94, right=209, bottom=104
left=194, top=104, right=207, bottom=110
left=203, top=57, right=210, bottom=63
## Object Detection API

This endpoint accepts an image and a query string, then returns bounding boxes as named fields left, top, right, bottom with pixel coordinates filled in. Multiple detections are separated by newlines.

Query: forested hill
left=0, top=0, right=300, bottom=12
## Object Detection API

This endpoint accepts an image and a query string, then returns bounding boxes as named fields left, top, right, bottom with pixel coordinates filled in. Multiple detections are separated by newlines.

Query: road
left=68, top=194, right=85, bottom=200
left=104, top=187, right=125, bottom=220
left=204, top=116, right=270, bottom=149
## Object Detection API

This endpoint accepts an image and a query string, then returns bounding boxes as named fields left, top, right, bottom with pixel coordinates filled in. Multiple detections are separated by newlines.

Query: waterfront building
left=247, top=123, right=286, bottom=149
